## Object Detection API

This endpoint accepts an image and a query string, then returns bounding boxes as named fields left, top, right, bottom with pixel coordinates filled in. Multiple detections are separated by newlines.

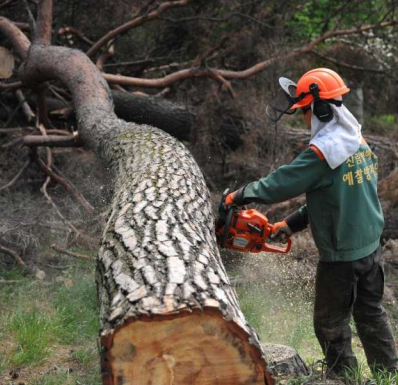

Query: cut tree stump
left=105, top=310, right=272, bottom=384
left=262, top=343, right=309, bottom=377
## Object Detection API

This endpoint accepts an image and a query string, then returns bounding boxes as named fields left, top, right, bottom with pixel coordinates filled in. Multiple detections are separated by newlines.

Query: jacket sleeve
left=285, top=205, right=309, bottom=232
left=242, top=148, right=331, bottom=204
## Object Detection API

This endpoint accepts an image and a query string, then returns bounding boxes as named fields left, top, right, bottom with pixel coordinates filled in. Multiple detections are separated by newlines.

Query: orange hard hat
left=291, top=68, right=350, bottom=109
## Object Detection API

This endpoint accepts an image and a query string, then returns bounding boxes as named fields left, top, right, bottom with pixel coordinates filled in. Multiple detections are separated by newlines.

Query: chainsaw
left=215, top=189, right=292, bottom=254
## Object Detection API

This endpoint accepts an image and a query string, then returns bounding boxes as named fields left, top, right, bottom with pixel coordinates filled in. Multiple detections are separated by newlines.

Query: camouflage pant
left=314, top=245, right=398, bottom=373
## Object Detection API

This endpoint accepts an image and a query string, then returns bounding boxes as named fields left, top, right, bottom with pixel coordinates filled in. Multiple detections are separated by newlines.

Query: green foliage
left=0, top=266, right=100, bottom=382
left=6, top=309, right=55, bottom=366
left=52, top=274, right=99, bottom=344
left=364, top=114, right=396, bottom=133
left=73, top=347, right=97, bottom=366
left=341, top=362, right=367, bottom=384
left=0, top=355, right=9, bottom=377
left=289, top=0, right=389, bottom=40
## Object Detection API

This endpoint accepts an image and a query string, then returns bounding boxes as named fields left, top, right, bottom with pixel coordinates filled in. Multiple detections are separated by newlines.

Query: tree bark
left=112, top=91, right=193, bottom=141
left=9, top=24, right=274, bottom=385
left=97, top=125, right=272, bottom=384
left=262, top=343, right=309, bottom=377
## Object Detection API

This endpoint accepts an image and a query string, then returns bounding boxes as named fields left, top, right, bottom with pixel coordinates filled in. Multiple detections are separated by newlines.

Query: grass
left=236, top=280, right=321, bottom=358
left=0, top=264, right=101, bottom=384
left=231, top=250, right=398, bottom=385
left=7, top=309, right=55, bottom=366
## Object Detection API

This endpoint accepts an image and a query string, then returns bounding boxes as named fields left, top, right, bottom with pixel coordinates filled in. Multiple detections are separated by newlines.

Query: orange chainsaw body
left=216, top=207, right=291, bottom=254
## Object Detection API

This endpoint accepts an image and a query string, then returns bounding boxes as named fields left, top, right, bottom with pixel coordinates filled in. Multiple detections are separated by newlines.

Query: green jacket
left=242, top=144, right=384, bottom=262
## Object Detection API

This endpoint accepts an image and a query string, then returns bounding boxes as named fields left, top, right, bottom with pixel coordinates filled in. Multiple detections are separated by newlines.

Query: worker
left=225, top=68, right=398, bottom=377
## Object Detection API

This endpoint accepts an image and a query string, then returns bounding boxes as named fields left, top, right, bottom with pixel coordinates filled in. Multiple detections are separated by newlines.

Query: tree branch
left=36, top=155, right=94, bottom=213
left=15, top=89, right=35, bottom=122
left=58, top=26, right=94, bottom=45
left=0, top=160, right=30, bottom=192
left=86, top=0, right=191, bottom=58
left=309, top=49, right=396, bottom=79
left=51, top=243, right=93, bottom=260
left=36, top=0, right=53, bottom=45
left=23, top=133, right=82, bottom=147
left=0, top=81, right=23, bottom=91
left=21, top=0, right=37, bottom=38
left=0, top=0, right=16, bottom=10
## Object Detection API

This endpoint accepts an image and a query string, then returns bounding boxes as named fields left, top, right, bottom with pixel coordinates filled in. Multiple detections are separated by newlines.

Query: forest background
left=0, top=0, right=398, bottom=384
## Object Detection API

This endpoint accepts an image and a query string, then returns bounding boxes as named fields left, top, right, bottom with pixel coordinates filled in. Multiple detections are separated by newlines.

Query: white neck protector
left=309, top=100, right=362, bottom=169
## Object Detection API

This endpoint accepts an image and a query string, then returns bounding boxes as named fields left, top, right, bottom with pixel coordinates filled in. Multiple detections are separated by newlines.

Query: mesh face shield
left=265, top=77, right=299, bottom=123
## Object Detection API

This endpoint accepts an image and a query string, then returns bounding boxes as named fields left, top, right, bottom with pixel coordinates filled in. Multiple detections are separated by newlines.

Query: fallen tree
left=0, top=6, right=274, bottom=385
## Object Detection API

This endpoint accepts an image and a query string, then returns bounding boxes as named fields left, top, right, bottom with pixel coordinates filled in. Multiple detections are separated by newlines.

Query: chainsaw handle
left=261, top=237, right=292, bottom=254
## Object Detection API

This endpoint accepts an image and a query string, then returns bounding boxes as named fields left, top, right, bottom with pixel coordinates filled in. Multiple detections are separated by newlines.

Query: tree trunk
left=97, top=124, right=272, bottom=384
left=7, top=22, right=274, bottom=385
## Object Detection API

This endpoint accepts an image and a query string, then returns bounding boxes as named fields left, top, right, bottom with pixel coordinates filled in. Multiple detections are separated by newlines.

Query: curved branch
left=58, top=26, right=94, bottom=45
left=103, top=67, right=234, bottom=88
left=0, top=17, right=30, bottom=60
left=101, top=19, right=398, bottom=89
left=0, top=160, right=30, bottom=192
left=0, top=243, right=29, bottom=270
left=36, top=156, right=95, bottom=213
left=86, top=0, right=191, bottom=58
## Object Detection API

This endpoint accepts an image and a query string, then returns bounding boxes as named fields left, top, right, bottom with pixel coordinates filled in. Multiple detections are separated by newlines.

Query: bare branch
left=0, top=81, right=23, bottom=91
left=23, top=133, right=82, bottom=147
left=51, top=243, right=93, bottom=260
left=96, top=43, right=115, bottom=72
left=40, top=179, right=81, bottom=235
left=104, top=56, right=173, bottom=69
left=101, top=19, right=398, bottom=89
left=0, top=126, right=35, bottom=133
left=86, top=0, right=191, bottom=58
left=0, top=0, right=16, bottom=10
left=310, top=49, right=395, bottom=77
left=102, top=67, right=228, bottom=88
left=36, top=155, right=95, bottom=213
left=36, top=85, right=51, bottom=127
left=1, top=137, right=23, bottom=148
left=0, top=160, right=30, bottom=192
left=0, top=242, right=38, bottom=275
left=58, top=26, right=94, bottom=45
left=13, top=21, right=29, bottom=31
left=2, top=91, right=33, bottom=128
left=21, top=0, right=37, bottom=37
left=16, top=89, right=35, bottom=122
left=36, top=0, right=53, bottom=45
left=160, top=11, right=276, bottom=29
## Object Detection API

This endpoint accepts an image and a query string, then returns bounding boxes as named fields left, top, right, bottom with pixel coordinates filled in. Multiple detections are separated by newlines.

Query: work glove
left=225, top=186, right=246, bottom=206
left=270, top=220, right=293, bottom=243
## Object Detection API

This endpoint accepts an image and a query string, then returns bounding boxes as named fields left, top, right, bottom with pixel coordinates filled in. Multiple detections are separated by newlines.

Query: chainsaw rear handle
left=261, top=237, right=292, bottom=254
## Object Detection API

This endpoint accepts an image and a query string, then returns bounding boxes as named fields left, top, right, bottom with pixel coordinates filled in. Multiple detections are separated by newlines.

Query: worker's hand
left=225, top=186, right=246, bottom=206
left=270, top=220, right=293, bottom=243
